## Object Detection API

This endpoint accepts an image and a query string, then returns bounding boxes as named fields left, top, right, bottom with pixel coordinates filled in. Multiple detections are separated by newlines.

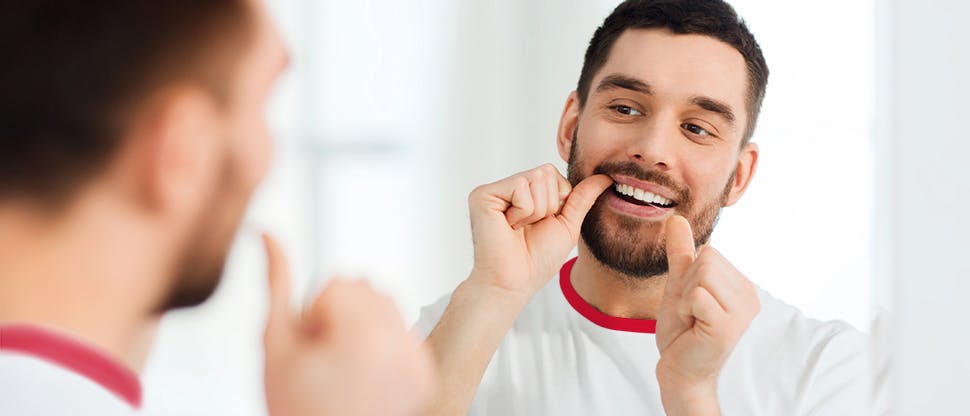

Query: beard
left=158, top=152, right=250, bottom=312
left=567, top=129, right=733, bottom=279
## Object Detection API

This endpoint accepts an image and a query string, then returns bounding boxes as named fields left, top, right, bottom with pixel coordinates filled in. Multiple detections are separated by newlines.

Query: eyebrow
left=690, top=96, right=736, bottom=126
left=595, top=74, right=653, bottom=95
left=595, top=73, right=738, bottom=128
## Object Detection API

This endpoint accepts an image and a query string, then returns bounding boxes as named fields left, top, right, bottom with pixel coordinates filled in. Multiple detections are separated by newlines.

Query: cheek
left=684, top=157, right=736, bottom=201
left=576, top=121, right=628, bottom=162
left=228, top=110, right=273, bottom=191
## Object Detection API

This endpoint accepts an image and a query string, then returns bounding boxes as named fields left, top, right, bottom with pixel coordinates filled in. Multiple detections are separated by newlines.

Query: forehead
left=593, top=29, right=748, bottom=120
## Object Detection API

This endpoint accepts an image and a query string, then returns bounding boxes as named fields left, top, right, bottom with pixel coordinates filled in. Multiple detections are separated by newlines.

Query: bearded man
left=417, top=1, right=867, bottom=415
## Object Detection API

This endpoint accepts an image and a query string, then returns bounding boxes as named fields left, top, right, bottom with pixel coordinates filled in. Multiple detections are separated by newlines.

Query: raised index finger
left=262, top=233, right=293, bottom=334
left=664, top=215, right=695, bottom=296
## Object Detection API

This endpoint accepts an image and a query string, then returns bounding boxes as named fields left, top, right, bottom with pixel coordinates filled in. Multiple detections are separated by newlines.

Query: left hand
left=655, top=215, right=760, bottom=413
left=261, top=234, right=434, bottom=416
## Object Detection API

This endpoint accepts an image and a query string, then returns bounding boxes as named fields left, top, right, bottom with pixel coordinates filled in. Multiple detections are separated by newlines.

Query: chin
left=159, top=224, right=236, bottom=313
left=581, top=205, right=670, bottom=279
left=160, top=264, right=226, bottom=312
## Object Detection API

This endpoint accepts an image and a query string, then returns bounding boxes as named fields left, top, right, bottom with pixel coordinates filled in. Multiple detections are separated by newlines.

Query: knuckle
left=468, top=185, right=485, bottom=202
left=688, top=285, right=707, bottom=301
left=378, top=296, right=399, bottom=315
left=695, top=246, right=713, bottom=260
left=531, top=199, right=546, bottom=212
left=693, top=261, right=714, bottom=277
left=741, top=280, right=754, bottom=295
left=515, top=203, right=535, bottom=216
left=749, top=292, right=762, bottom=315
left=320, top=280, right=343, bottom=297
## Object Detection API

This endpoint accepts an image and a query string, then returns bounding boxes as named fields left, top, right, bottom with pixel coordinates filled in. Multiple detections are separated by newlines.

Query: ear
left=724, top=142, right=759, bottom=207
left=556, top=91, right=582, bottom=163
left=128, top=86, right=223, bottom=216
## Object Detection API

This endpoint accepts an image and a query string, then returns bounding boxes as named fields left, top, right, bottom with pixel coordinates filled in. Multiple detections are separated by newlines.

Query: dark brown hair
left=0, top=1, right=252, bottom=205
left=576, top=0, right=769, bottom=142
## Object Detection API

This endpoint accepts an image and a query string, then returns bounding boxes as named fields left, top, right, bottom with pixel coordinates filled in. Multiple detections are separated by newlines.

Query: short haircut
left=0, top=1, right=252, bottom=206
left=576, top=0, right=769, bottom=143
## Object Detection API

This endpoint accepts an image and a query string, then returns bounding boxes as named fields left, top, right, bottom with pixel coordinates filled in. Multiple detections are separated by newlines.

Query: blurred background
left=141, top=0, right=880, bottom=414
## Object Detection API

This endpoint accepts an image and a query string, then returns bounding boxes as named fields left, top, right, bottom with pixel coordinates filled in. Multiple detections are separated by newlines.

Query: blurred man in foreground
left=0, top=1, right=432, bottom=415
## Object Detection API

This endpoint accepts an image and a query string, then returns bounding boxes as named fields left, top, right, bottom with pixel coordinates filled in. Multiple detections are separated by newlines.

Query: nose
left=627, top=117, right=678, bottom=171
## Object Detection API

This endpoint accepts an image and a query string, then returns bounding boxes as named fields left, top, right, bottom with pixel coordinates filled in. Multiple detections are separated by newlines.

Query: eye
left=681, top=122, right=712, bottom=137
left=611, top=105, right=643, bottom=116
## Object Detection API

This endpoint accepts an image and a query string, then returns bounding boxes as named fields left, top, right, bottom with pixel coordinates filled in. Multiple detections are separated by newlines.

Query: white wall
left=874, top=0, right=970, bottom=413
left=718, top=0, right=874, bottom=331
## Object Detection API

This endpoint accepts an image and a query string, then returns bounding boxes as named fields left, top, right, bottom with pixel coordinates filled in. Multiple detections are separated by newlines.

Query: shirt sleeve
left=409, top=292, right=453, bottom=340
left=797, top=322, right=870, bottom=416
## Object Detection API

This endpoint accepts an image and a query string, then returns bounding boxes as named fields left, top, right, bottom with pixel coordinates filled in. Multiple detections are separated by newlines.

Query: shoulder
left=738, top=288, right=869, bottom=398
left=749, top=287, right=866, bottom=352
left=0, top=352, right=136, bottom=415
left=721, top=288, right=870, bottom=413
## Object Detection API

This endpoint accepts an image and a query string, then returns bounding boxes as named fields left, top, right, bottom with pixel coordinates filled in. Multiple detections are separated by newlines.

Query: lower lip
left=604, top=190, right=673, bottom=219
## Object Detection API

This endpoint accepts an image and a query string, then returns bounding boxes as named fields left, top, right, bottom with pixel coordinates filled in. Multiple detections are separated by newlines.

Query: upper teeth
left=614, top=183, right=673, bottom=206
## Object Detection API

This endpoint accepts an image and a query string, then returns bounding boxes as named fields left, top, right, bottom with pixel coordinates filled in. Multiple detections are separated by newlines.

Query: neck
left=0, top=193, right=173, bottom=373
left=570, top=241, right=668, bottom=320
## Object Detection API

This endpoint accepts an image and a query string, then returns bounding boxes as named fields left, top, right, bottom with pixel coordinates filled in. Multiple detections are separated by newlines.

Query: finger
left=664, top=215, right=695, bottom=297
left=557, top=174, right=612, bottom=235
left=262, top=233, right=293, bottom=338
left=518, top=174, right=549, bottom=228
left=681, top=248, right=742, bottom=314
left=301, top=278, right=346, bottom=339
left=554, top=170, right=572, bottom=209
left=503, top=176, right=535, bottom=227
left=306, top=279, right=400, bottom=339
left=545, top=168, right=560, bottom=216
left=679, top=286, right=728, bottom=330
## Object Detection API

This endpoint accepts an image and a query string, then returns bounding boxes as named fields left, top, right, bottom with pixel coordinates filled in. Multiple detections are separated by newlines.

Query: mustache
left=591, top=161, right=690, bottom=204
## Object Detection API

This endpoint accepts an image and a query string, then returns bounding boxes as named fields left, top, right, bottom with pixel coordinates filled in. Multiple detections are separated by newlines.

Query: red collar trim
left=0, top=324, right=142, bottom=408
left=559, top=257, right=657, bottom=334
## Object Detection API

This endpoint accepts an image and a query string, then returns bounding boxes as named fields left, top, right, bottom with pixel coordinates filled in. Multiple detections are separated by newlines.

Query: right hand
left=261, top=234, right=435, bottom=416
left=466, top=164, right=612, bottom=300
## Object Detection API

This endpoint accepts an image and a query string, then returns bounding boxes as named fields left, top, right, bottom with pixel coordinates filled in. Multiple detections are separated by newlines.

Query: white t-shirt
left=0, top=324, right=141, bottom=415
left=416, top=257, right=869, bottom=415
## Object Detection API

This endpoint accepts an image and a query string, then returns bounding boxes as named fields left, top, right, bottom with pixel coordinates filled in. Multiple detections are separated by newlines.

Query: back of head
left=0, top=0, right=252, bottom=209
left=576, top=0, right=769, bottom=142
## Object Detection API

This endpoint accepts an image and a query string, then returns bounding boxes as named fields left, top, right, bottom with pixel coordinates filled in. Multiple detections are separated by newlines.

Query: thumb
left=262, top=233, right=293, bottom=340
left=557, top=174, right=612, bottom=236
left=663, top=215, right=695, bottom=297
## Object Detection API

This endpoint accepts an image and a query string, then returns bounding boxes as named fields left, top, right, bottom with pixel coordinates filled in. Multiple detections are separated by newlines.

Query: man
left=0, top=1, right=432, bottom=415
left=418, top=1, right=867, bottom=415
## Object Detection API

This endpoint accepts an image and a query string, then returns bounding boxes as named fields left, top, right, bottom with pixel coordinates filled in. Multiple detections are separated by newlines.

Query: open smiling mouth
left=612, top=182, right=677, bottom=209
